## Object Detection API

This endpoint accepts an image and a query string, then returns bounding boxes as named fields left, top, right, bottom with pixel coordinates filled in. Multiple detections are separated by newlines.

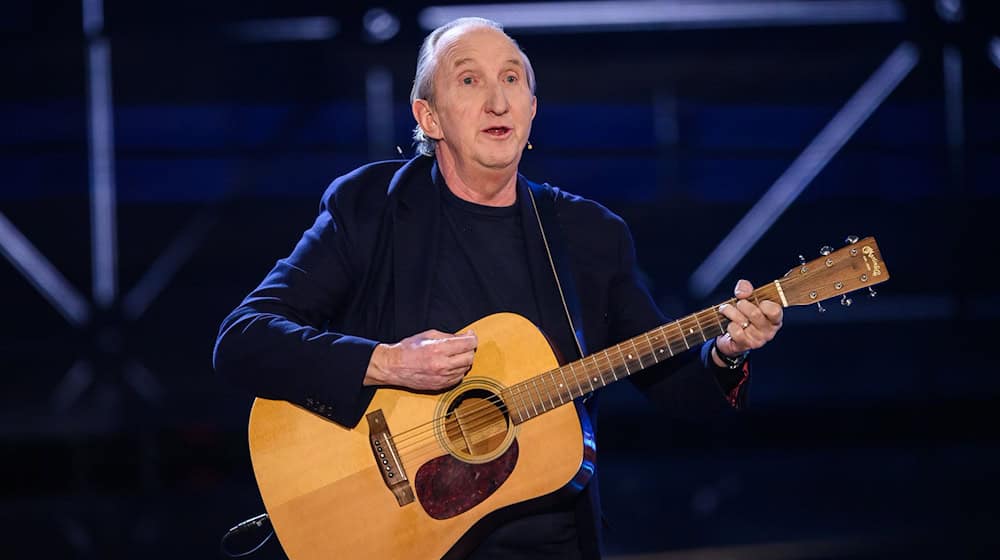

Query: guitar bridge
left=366, top=409, right=415, bottom=507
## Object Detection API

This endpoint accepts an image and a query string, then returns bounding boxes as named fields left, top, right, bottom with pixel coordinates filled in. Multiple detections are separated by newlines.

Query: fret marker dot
left=592, top=377, right=598, bottom=383
left=688, top=328, right=694, bottom=334
left=628, top=354, right=633, bottom=359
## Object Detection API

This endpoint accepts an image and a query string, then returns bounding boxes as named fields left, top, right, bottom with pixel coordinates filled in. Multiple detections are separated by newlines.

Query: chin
left=478, top=149, right=521, bottom=170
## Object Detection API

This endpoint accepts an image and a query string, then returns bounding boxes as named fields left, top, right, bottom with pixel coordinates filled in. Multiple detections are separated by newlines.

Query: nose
left=485, top=80, right=510, bottom=115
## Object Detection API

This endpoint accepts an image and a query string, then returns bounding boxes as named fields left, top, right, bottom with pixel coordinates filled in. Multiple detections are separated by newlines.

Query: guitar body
left=248, top=312, right=595, bottom=560
left=246, top=235, right=891, bottom=559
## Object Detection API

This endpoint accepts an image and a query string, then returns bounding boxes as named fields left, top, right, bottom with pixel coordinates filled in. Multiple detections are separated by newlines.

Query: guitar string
left=396, top=274, right=826, bottom=445
left=390, top=297, right=762, bottom=452
left=392, top=331, right=699, bottom=453
left=392, top=324, right=733, bottom=452
left=396, top=335, right=698, bottom=461
left=391, top=291, right=772, bottom=451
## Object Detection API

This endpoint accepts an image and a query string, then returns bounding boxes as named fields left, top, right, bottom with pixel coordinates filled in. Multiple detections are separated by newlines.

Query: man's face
left=423, top=27, right=536, bottom=173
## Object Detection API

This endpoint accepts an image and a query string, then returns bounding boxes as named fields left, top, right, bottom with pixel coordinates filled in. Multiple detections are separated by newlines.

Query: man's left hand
left=714, top=279, right=783, bottom=360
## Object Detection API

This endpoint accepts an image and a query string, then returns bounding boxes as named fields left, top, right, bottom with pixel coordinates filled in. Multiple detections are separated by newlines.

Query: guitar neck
left=502, top=282, right=784, bottom=424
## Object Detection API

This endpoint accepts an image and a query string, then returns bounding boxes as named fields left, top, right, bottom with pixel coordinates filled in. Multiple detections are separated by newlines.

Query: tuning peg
left=820, top=245, right=833, bottom=256
left=798, top=254, right=806, bottom=265
left=816, top=302, right=826, bottom=313
left=841, top=294, right=852, bottom=307
left=868, top=287, right=877, bottom=298
left=845, top=235, right=859, bottom=244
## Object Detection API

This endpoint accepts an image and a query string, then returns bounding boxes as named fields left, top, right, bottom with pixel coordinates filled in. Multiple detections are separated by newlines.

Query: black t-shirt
left=427, top=180, right=541, bottom=333
left=427, top=174, right=582, bottom=559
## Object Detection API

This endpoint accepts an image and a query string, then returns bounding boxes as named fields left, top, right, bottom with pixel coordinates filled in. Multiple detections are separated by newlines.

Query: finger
left=734, top=279, right=754, bottom=299
left=718, top=303, right=749, bottom=330
left=721, top=330, right=749, bottom=355
left=435, top=334, right=478, bottom=355
left=446, top=364, right=472, bottom=378
left=444, top=350, right=476, bottom=370
left=760, top=300, right=784, bottom=324
left=736, top=300, right=766, bottom=328
left=421, top=329, right=453, bottom=340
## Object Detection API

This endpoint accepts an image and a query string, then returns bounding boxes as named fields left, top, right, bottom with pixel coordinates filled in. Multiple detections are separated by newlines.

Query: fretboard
left=501, top=283, right=781, bottom=424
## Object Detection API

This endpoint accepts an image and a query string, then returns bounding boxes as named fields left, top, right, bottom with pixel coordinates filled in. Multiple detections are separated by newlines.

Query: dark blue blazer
left=213, top=155, right=744, bottom=558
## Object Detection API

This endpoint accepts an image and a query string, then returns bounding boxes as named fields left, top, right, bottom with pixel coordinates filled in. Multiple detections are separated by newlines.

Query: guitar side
left=248, top=312, right=594, bottom=560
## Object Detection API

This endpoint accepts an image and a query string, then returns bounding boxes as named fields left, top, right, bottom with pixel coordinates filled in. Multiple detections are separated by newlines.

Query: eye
left=505, top=74, right=517, bottom=84
left=462, top=76, right=474, bottom=85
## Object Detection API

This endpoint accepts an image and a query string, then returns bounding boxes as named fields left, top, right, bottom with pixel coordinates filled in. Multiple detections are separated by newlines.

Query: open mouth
left=483, top=126, right=511, bottom=137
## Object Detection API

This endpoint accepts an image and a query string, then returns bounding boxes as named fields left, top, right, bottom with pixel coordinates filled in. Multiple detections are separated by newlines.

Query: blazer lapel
left=517, top=178, right=579, bottom=363
left=389, top=156, right=440, bottom=340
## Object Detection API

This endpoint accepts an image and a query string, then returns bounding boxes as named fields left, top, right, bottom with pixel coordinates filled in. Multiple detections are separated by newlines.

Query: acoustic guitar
left=247, top=236, right=889, bottom=559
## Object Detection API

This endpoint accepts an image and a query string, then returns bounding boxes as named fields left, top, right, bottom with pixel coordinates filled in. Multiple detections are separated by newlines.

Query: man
left=213, top=17, right=783, bottom=560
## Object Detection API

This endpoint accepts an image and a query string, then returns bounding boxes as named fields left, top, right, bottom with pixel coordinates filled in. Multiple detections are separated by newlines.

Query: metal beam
left=0, top=212, right=92, bottom=326
left=85, top=0, right=118, bottom=309
left=689, top=42, right=919, bottom=298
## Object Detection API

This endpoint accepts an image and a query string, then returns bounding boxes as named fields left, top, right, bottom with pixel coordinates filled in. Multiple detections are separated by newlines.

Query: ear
left=530, top=95, right=537, bottom=121
left=412, top=99, right=442, bottom=141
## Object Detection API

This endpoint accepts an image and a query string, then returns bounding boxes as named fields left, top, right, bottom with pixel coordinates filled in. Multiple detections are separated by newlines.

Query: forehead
left=436, top=26, right=522, bottom=70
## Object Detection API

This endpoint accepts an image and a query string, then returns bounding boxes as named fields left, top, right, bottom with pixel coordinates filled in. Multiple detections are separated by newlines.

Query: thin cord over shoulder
left=525, top=181, right=588, bottom=361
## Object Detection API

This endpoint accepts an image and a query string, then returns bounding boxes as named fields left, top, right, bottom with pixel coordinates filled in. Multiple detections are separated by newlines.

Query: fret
left=525, top=380, right=540, bottom=416
left=646, top=333, right=660, bottom=363
left=513, top=386, right=530, bottom=422
left=658, top=326, right=675, bottom=357
left=589, top=369, right=604, bottom=389
left=506, top=389, right=525, bottom=423
left=533, top=377, right=549, bottom=412
left=558, top=365, right=575, bottom=399
left=549, top=370, right=566, bottom=405
left=713, top=305, right=727, bottom=333
left=682, top=318, right=699, bottom=347
left=616, top=345, right=632, bottom=375
left=573, top=360, right=594, bottom=393
left=580, top=360, right=608, bottom=387
left=545, top=372, right=557, bottom=408
left=676, top=321, right=690, bottom=350
left=628, top=337, right=645, bottom=369
left=602, top=352, right=619, bottom=381
left=604, top=349, right=626, bottom=382
left=691, top=312, right=707, bottom=343
left=623, top=342, right=641, bottom=374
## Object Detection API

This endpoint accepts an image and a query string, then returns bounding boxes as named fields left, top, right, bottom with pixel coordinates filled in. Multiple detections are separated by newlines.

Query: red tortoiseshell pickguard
left=414, top=441, right=519, bottom=520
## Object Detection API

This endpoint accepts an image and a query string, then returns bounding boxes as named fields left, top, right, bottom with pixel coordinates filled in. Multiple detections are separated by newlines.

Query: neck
left=435, top=147, right=518, bottom=207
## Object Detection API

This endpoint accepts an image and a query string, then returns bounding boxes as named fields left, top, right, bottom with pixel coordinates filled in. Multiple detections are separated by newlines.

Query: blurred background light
left=363, top=8, right=401, bottom=43
left=420, top=0, right=904, bottom=32
left=225, top=16, right=339, bottom=42
left=934, top=0, right=963, bottom=22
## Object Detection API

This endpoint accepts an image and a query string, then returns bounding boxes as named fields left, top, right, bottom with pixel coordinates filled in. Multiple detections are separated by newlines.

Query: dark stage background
left=3, top=1, right=999, bottom=558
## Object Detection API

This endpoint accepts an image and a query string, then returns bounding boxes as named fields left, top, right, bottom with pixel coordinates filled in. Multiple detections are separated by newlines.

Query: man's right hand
left=363, top=329, right=478, bottom=390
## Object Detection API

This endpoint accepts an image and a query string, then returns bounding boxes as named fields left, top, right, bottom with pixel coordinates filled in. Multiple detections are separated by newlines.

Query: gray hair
left=410, top=17, right=537, bottom=156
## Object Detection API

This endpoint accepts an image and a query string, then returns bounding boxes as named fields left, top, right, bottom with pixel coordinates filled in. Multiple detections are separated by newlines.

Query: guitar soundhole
left=441, top=388, right=512, bottom=461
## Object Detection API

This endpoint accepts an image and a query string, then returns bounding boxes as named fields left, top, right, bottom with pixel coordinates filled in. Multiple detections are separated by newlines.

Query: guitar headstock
left=776, top=236, right=890, bottom=308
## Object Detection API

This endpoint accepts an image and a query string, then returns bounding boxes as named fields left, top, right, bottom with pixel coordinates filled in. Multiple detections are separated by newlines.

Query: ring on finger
left=741, top=321, right=749, bottom=329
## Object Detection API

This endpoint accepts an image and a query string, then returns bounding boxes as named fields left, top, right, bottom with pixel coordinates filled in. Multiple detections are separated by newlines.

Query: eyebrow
left=451, top=57, right=524, bottom=70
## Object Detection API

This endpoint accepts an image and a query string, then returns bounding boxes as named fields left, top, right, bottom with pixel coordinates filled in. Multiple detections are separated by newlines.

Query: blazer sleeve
left=609, top=221, right=749, bottom=422
left=212, top=177, right=378, bottom=428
